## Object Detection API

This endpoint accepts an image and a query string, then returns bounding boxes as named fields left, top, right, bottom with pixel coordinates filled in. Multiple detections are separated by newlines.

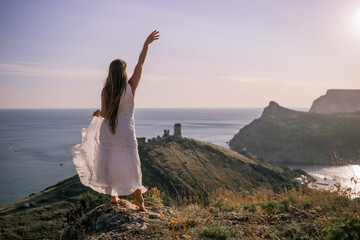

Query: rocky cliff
left=310, top=89, right=360, bottom=114
left=229, top=101, right=360, bottom=165
left=261, top=101, right=301, bottom=118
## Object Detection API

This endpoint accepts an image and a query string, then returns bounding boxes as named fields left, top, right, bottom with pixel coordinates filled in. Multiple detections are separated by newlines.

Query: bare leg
left=133, top=189, right=146, bottom=211
left=110, top=195, right=120, bottom=204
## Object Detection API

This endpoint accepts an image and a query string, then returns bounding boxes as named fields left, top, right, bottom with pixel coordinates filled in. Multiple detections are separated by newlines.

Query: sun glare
left=354, top=7, right=360, bottom=32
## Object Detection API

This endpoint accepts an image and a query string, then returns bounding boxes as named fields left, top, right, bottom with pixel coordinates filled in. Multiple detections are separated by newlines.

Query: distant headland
left=310, top=89, right=360, bottom=114
left=230, top=89, right=360, bottom=165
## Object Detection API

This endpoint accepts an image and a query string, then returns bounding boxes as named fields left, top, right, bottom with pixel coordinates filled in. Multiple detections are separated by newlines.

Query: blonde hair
left=103, top=59, right=128, bottom=134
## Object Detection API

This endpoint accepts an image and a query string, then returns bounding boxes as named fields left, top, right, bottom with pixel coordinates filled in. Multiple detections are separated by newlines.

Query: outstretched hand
left=145, top=30, right=160, bottom=45
left=92, top=110, right=100, bottom=117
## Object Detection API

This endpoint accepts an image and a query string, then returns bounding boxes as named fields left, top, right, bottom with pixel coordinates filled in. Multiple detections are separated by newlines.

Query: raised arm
left=128, top=30, right=160, bottom=96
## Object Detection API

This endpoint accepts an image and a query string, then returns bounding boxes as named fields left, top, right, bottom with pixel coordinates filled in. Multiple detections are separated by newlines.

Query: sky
left=1, top=0, right=360, bottom=109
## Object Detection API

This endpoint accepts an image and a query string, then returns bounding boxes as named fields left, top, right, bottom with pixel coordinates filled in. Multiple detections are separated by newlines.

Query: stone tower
left=174, top=123, right=182, bottom=137
left=163, top=129, right=170, bottom=137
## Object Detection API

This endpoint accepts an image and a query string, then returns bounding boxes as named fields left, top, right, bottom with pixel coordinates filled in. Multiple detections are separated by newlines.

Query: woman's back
left=117, top=82, right=135, bottom=115
left=99, top=82, right=137, bottom=149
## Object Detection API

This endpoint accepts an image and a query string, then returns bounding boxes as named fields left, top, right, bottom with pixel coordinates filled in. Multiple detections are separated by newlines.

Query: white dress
left=71, top=82, right=147, bottom=196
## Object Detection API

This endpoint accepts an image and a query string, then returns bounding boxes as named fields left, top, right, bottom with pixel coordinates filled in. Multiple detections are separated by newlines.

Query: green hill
left=140, top=137, right=303, bottom=205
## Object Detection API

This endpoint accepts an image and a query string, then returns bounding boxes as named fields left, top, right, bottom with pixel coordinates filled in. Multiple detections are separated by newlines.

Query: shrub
left=210, top=197, right=237, bottom=212
left=279, top=198, right=291, bottom=212
left=320, top=212, right=360, bottom=240
left=260, top=200, right=277, bottom=214
left=300, top=196, right=313, bottom=210
left=332, top=195, right=351, bottom=208
left=243, top=202, right=259, bottom=212
left=144, top=187, right=164, bottom=206
left=284, top=226, right=298, bottom=239
left=200, top=226, right=238, bottom=240
left=183, top=195, right=200, bottom=206
left=209, top=188, right=239, bottom=212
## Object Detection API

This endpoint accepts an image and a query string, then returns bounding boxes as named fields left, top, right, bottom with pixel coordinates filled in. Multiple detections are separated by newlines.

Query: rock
left=310, top=89, right=360, bottom=114
left=0, top=232, right=22, bottom=240
left=261, top=101, right=300, bottom=118
left=301, top=223, right=317, bottom=235
left=247, top=207, right=257, bottom=213
left=61, top=199, right=177, bottom=240
left=149, top=213, right=159, bottom=219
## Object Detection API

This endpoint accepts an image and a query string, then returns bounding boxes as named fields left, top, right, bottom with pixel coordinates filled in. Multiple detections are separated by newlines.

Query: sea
left=0, top=108, right=359, bottom=206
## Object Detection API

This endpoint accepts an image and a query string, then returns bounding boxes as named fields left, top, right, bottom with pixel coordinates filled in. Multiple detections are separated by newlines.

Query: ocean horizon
left=1, top=107, right=358, bottom=206
left=1, top=108, right=264, bottom=205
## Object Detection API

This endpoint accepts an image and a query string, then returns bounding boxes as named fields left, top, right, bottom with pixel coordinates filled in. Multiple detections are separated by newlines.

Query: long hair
left=103, top=59, right=128, bottom=134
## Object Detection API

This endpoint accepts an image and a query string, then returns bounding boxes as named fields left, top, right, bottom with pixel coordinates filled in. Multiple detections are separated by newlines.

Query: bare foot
left=110, top=196, right=120, bottom=204
left=132, top=199, right=147, bottom=212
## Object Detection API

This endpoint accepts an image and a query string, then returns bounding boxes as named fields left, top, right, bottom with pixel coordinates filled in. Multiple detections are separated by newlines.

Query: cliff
left=261, top=101, right=301, bottom=118
left=0, top=137, right=306, bottom=239
left=229, top=101, right=360, bottom=164
left=310, top=89, right=360, bottom=114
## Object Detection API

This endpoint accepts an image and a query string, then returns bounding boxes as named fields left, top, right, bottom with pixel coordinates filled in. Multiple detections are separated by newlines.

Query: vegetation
left=0, top=189, right=109, bottom=240
left=1, top=182, right=359, bottom=239
left=144, top=187, right=165, bottom=206
left=152, top=185, right=360, bottom=239
left=200, top=226, right=239, bottom=240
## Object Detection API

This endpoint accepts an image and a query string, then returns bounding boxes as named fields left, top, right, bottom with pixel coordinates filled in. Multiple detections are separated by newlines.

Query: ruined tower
left=174, top=123, right=182, bottom=137
left=163, top=129, right=170, bottom=137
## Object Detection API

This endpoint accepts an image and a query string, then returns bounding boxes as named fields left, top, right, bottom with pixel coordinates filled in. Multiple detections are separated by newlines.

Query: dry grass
left=156, top=185, right=360, bottom=239
left=2, top=184, right=358, bottom=239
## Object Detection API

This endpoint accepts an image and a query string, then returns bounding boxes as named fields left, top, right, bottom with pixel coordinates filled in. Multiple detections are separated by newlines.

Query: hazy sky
left=1, top=0, right=360, bottom=108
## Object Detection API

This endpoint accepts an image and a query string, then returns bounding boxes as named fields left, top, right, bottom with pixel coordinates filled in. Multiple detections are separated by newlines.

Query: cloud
left=142, top=74, right=199, bottom=82
left=0, top=62, right=190, bottom=83
left=142, top=75, right=174, bottom=81
left=219, top=75, right=330, bottom=87
left=11, top=61, right=54, bottom=66
left=0, top=62, right=106, bottom=80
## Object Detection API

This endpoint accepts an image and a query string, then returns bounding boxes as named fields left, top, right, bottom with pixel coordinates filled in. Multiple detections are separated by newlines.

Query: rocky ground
left=61, top=199, right=178, bottom=240
left=60, top=187, right=360, bottom=240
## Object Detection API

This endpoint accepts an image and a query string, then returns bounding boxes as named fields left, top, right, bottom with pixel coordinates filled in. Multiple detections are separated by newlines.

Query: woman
left=72, top=30, right=160, bottom=212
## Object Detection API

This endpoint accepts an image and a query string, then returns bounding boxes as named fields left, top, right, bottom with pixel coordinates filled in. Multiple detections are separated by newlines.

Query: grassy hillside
left=140, top=137, right=304, bottom=205
left=0, top=175, right=109, bottom=239
left=230, top=106, right=360, bottom=164
left=145, top=186, right=360, bottom=240
left=63, top=185, right=360, bottom=240
left=0, top=137, right=305, bottom=239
